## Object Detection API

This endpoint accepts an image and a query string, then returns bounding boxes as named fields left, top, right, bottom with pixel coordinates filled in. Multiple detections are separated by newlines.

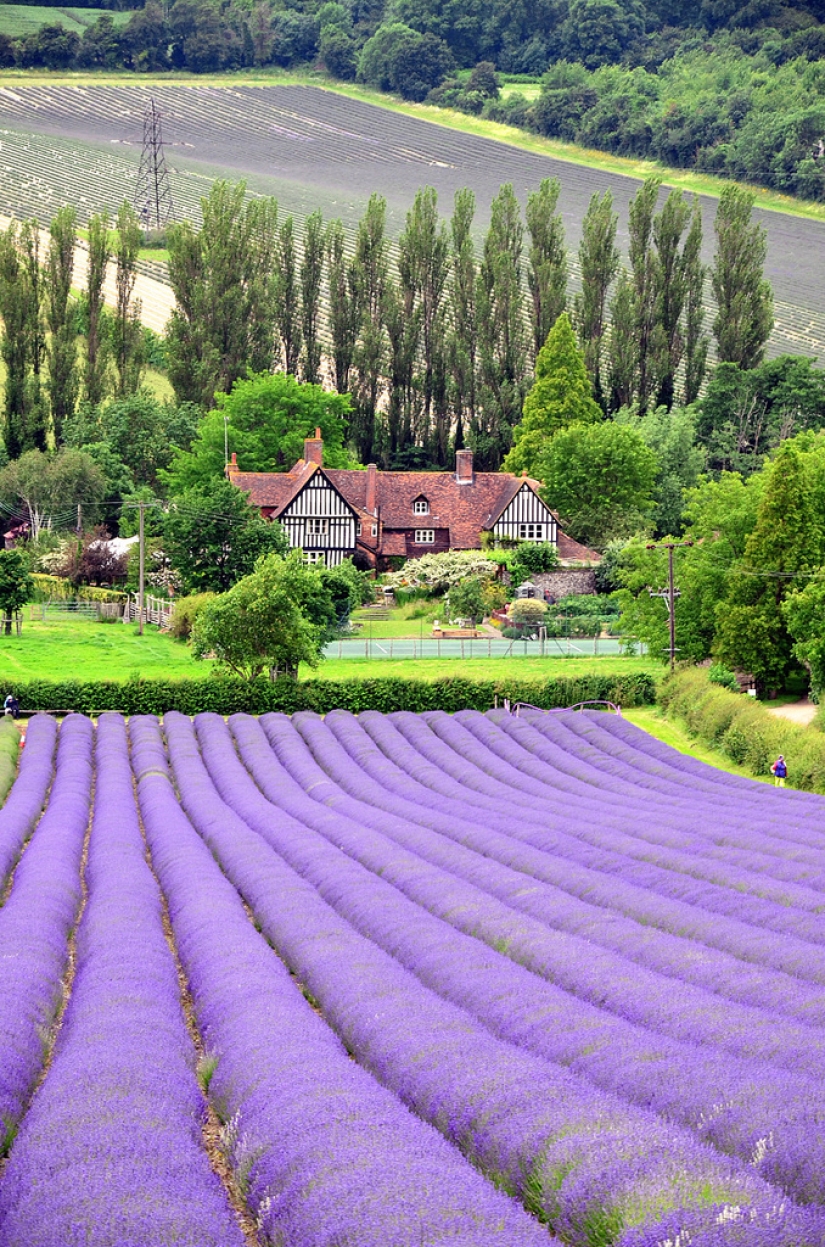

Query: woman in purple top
left=771, top=754, right=787, bottom=786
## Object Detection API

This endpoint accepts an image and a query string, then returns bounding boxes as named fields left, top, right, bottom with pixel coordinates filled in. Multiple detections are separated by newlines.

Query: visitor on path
left=771, top=754, right=787, bottom=787
left=3, top=693, right=19, bottom=719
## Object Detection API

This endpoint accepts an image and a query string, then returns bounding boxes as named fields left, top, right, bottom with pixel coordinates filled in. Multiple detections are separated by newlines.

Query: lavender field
left=1, top=708, right=824, bottom=1246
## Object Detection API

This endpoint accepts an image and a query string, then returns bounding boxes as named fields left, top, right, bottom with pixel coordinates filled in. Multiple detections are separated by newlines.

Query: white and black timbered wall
left=279, top=475, right=357, bottom=568
left=493, top=486, right=557, bottom=545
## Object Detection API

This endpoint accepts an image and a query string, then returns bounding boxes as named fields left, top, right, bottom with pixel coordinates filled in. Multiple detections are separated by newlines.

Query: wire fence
left=324, top=636, right=645, bottom=660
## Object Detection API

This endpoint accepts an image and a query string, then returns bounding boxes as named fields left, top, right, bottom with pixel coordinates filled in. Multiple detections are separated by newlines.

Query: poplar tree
left=627, top=176, right=660, bottom=414
left=21, top=220, right=46, bottom=449
left=397, top=187, right=449, bottom=453
left=113, top=201, right=144, bottom=398
left=300, top=209, right=324, bottom=385
left=0, top=225, right=28, bottom=458
left=446, top=188, right=477, bottom=455
left=351, top=194, right=388, bottom=464
left=326, top=219, right=360, bottom=398
left=84, top=211, right=110, bottom=408
left=475, top=184, right=528, bottom=469
left=607, top=269, right=636, bottom=412
left=574, top=190, right=619, bottom=407
left=711, top=184, right=774, bottom=370
left=277, top=215, right=302, bottom=375
left=651, top=189, right=691, bottom=411
left=526, top=177, right=567, bottom=361
left=46, top=205, right=78, bottom=444
left=384, top=280, right=417, bottom=461
left=682, top=197, right=708, bottom=406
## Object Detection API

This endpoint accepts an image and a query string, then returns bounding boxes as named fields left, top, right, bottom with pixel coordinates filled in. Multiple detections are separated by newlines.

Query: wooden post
left=138, top=503, right=145, bottom=637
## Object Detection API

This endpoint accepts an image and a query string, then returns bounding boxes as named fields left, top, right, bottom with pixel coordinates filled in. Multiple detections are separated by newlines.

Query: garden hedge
left=8, top=671, right=657, bottom=718
left=658, top=667, right=825, bottom=792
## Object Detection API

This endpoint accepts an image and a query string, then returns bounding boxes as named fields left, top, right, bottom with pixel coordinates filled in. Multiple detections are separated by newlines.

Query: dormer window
left=413, top=497, right=429, bottom=515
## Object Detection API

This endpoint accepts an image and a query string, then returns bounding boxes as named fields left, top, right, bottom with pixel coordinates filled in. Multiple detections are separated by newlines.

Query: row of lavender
left=167, top=709, right=825, bottom=1246
left=1, top=710, right=824, bottom=1246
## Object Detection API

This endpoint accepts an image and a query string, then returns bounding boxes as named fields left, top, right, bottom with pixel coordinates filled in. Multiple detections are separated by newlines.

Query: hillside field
left=1, top=82, right=824, bottom=359
left=0, top=6, right=132, bottom=36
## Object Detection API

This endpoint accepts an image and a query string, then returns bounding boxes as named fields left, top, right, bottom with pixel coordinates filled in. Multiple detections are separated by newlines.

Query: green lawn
left=0, top=614, right=211, bottom=683
left=623, top=706, right=771, bottom=784
left=312, top=654, right=659, bottom=683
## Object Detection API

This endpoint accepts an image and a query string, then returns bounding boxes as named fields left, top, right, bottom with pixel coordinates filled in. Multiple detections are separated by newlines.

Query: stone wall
left=533, top=569, right=597, bottom=601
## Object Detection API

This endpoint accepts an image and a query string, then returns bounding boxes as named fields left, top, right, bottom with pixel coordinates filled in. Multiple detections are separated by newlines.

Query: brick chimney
left=366, top=463, right=377, bottom=514
left=455, top=449, right=474, bottom=485
left=304, top=428, right=323, bottom=466
left=225, top=451, right=238, bottom=478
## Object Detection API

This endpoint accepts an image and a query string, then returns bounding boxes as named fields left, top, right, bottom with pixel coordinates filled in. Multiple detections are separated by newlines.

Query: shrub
left=510, top=599, right=549, bottom=624
left=169, top=593, right=216, bottom=641
left=0, top=716, right=18, bottom=804
left=708, top=663, right=739, bottom=692
left=658, top=667, right=825, bottom=791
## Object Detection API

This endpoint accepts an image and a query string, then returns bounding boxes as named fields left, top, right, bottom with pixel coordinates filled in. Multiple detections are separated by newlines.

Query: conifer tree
left=300, top=209, right=324, bottom=385
left=475, top=184, right=528, bottom=469
left=46, top=205, right=78, bottom=444
left=714, top=442, right=818, bottom=689
left=504, top=311, right=601, bottom=478
left=574, top=190, right=619, bottom=407
left=84, top=211, right=110, bottom=408
left=526, top=177, right=567, bottom=361
left=711, top=185, right=774, bottom=370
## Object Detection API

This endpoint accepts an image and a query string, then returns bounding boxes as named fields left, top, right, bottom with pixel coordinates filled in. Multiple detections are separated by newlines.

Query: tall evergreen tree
left=112, top=201, right=144, bottom=399
left=351, top=194, right=388, bottom=463
left=574, top=190, right=619, bottom=408
left=475, top=184, right=528, bottom=469
left=45, top=205, right=78, bottom=444
left=446, top=188, right=477, bottom=457
left=84, top=211, right=110, bottom=408
left=682, top=197, right=708, bottom=406
left=326, top=219, right=360, bottom=398
left=526, top=177, right=567, bottom=362
left=504, top=311, right=601, bottom=478
left=277, top=215, right=302, bottom=375
left=300, top=209, right=324, bottom=385
left=711, top=184, right=774, bottom=370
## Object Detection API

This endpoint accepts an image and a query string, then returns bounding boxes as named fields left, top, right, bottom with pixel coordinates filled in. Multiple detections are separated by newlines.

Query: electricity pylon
left=134, top=97, right=174, bottom=229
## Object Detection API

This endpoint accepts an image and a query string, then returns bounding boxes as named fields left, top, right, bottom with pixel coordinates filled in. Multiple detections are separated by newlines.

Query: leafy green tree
left=475, top=184, right=529, bottom=469
left=714, top=442, right=819, bottom=689
left=615, top=404, right=705, bottom=536
left=300, top=209, right=325, bottom=385
left=277, top=216, right=302, bottom=376
left=525, top=178, right=567, bottom=361
left=326, top=218, right=360, bottom=398
left=351, top=194, right=389, bottom=464
left=711, top=184, right=774, bottom=370
left=192, top=550, right=329, bottom=680
left=163, top=476, right=289, bottom=594
left=504, top=312, right=602, bottom=477
left=681, top=197, right=708, bottom=406
left=538, top=420, right=659, bottom=549
left=627, top=177, right=661, bottom=414
left=0, top=447, right=105, bottom=542
left=167, top=370, right=355, bottom=493
left=84, top=212, right=111, bottom=408
left=783, top=578, right=825, bottom=699
left=509, top=541, right=560, bottom=585
left=446, top=188, right=478, bottom=455
left=562, top=0, right=645, bottom=68
left=46, top=205, right=78, bottom=444
left=112, top=201, right=144, bottom=398
left=651, top=189, right=691, bottom=411
left=447, top=574, right=507, bottom=623
left=607, top=269, right=636, bottom=412
left=574, top=190, right=619, bottom=407
left=0, top=550, right=33, bottom=634
left=0, top=222, right=31, bottom=458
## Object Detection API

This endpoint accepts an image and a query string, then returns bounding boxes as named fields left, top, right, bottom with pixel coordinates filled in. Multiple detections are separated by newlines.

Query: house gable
left=279, top=470, right=359, bottom=566
left=492, top=483, right=557, bottom=544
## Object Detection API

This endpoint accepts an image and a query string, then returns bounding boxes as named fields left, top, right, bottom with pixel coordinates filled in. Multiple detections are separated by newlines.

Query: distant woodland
left=3, top=0, right=825, bottom=200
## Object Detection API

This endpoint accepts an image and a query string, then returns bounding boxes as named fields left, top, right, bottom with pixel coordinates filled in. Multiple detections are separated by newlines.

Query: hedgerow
left=0, top=717, right=19, bottom=803
left=658, top=667, right=825, bottom=792
left=7, top=671, right=657, bottom=717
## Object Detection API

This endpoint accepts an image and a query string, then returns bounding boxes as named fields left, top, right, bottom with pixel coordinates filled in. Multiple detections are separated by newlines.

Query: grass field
left=623, top=706, right=772, bottom=784
left=0, top=6, right=132, bottom=36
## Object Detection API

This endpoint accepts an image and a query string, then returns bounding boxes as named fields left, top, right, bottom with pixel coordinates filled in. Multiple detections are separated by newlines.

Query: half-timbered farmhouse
left=227, top=433, right=597, bottom=569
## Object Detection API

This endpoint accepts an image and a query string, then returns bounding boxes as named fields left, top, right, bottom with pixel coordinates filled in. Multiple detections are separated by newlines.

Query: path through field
left=1, top=84, right=824, bottom=359
left=1, top=708, right=825, bottom=1246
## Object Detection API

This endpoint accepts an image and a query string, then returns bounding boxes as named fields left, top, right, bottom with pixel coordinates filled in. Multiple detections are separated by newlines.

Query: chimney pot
left=231, top=452, right=237, bottom=466
left=304, top=433, right=324, bottom=466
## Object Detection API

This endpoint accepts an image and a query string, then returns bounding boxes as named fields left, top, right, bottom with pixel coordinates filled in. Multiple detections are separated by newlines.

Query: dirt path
left=765, top=698, right=818, bottom=726
left=0, top=214, right=174, bottom=334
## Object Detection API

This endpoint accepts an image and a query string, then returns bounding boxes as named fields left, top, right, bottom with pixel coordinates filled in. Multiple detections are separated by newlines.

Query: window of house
left=413, top=498, right=429, bottom=515
left=356, top=522, right=362, bottom=536
left=518, top=523, right=544, bottom=541
left=307, top=518, right=328, bottom=536
left=371, top=524, right=378, bottom=537
left=414, top=529, right=435, bottom=544
left=305, top=550, right=326, bottom=566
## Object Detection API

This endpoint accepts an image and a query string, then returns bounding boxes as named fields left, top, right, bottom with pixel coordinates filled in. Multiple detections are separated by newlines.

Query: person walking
left=771, top=754, right=787, bottom=787
left=3, top=693, right=19, bottom=719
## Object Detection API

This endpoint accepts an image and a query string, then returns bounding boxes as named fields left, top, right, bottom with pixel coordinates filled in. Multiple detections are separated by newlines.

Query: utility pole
left=138, top=501, right=145, bottom=637
left=134, top=97, right=175, bottom=229
left=224, top=413, right=230, bottom=466
left=647, top=540, right=693, bottom=671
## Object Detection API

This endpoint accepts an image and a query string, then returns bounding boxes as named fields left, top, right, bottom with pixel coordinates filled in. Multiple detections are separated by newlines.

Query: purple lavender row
left=409, top=709, right=825, bottom=959
left=168, top=712, right=822, bottom=1247
left=449, top=710, right=825, bottom=936
left=129, top=714, right=550, bottom=1247
left=0, top=715, right=57, bottom=890
left=0, top=714, right=246, bottom=1247
left=0, top=715, right=91, bottom=1152
left=228, top=712, right=825, bottom=1205
left=505, top=709, right=825, bottom=877
left=295, top=707, right=825, bottom=1029
left=293, top=710, right=825, bottom=1074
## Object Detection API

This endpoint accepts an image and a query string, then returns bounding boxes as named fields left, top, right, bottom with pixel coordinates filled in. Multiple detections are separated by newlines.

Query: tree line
left=159, top=176, right=773, bottom=472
